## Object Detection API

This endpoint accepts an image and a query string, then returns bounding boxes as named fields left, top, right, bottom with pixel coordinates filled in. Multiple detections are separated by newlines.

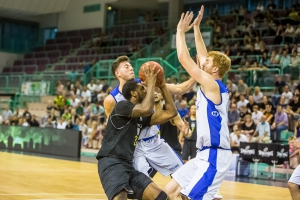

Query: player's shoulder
left=104, top=95, right=116, bottom=107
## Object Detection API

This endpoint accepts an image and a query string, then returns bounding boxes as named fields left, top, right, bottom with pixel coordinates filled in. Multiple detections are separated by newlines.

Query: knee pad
left=155, top=191, right=168, bottom=200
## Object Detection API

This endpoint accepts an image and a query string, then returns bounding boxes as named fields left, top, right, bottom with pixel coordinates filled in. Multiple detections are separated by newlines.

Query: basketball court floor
left=0, top=151, right=291, bottom=200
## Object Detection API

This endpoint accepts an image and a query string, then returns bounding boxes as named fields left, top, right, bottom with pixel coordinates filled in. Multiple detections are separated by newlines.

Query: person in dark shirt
left=237, top=105, right=251, bottom=125
left=29, top=115, right=39, bottom=127
left=247, top=95, right=258, bottom=112
left=96, top=67, right=177, bottom=200
left=285, top=95, right=300, bottom=130
left=22, top=107, right=32, bottom=120
left=263, top=103, right=275, bottom=125
left=181, top=105, right=197, bottom=162
left=272, top=76, right=286, bottom=107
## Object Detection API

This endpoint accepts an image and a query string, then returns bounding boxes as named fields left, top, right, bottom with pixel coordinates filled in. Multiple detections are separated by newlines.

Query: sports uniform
left=110, top=81, right=183, bottom=177
left=172, top=80, right=232, bottom=200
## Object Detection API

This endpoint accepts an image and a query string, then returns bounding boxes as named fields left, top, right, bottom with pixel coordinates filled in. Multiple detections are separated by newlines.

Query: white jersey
left=110, top=79, right=158, bottom=139
left=195, top=80, right=230, bottom=150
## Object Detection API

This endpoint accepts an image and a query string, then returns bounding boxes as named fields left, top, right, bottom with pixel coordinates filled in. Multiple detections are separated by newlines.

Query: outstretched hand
left=193, top=5, right=204, bottom=27
left=177, top=11, right=194, bottom=33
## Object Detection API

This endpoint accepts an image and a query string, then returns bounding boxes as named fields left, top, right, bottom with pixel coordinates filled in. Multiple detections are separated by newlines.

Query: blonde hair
left=208, top=51, right=231, bottom=78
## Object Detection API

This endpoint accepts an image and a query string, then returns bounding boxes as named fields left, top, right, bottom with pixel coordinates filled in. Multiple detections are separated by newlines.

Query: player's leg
left=113, top=190, right=127, bottom=200
left=288, top=165, right=300, bottom=200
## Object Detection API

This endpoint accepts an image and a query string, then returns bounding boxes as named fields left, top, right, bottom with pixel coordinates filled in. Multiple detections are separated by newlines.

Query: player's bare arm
left=166, top=78, right=196, bottom=95
left=150, top=79, right=177, bottom=125
left=193, top=6, right=207, bottom=64
left=171, top=114, right=192, bottom=137
left=131, top=65, right=159, bottom=118
left=176, top=11, right=220, bottom=104
left=103, top=95, right=116, bottom=118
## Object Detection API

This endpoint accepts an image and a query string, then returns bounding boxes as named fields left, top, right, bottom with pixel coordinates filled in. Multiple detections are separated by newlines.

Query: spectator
left=88, top=121, right=102, bottom=149
left=271, top=105, right=289, bottom=141
left=101, top=80, right=109, bottom=93
left=290, top=79, right=298, bottom=93
left=231, top=127, right=249, bottom=147
left=256, top=2, right=264, bottom=12
left=270, top=50, right=281, bottom=64
left=56, top=117, right=67, bottom=129
left=84, top=59, right=96, bottom=74
left=175, top=95, right=183, bottom=110
left=46, top=100, right=55, bottom=115
left=267, top=0, right=276, bottom=11
left=237, top=79, right=248, bottom=95
left=260, top=52, right=270, bottom=67
left=272, top=76, right=286, bottom=106
left=274, top=24, right=284, bottom=44
left=251, top=115, right=271, bottom=143
left=70, top=95, right=81, bottom=108
left=29, top=115, right=39, bottom=127
left=280, top=50, right=291, bottom=69
left=62, top=109, right=72, bottom=121
left=284, top=95, right=300, bottom=130
left=54, top=94, right=65, bottom=112
left=43, top=117, right=55, bottom=128
left=259, top=96, right=272, bottom=112
left=282, top=85, right=294, bottom=104
left=264, top=102, right=275, bottom=125
left=237, top=94, right=249, bottom=111
left=48, top=108, right=57, bottom=122
left=278, top=96, right=288, bottom=109
left=283, top=43, right=292, bottom=54
left=87, top=79, right=96, bottom=94
left=287, top=51, right=300, bottom=80
left=252, top=105, right=264, bottom=124
left=227, top=79, right=238, bottom=93
left=253, top=87, right=263, bottom=103
left=81, top=86, right=91, bottom=103
left=294, top=24, right=300, bottom=42
left=68, top=67, right=78, bottom=83
left=22, top=118, right=29, bottom=127
left=2, top=105, right=12, bottom=122
left=183, top=88, right=196, bottom=103
left=241, top=114, right=257, bottom=138
left=56, top=81, right=64, bottom=95
left=238, top=105, right=251, bottom=124
left=247, top=95, right=258, bottom=112
left=22, top=107, right=31, bottom=120
left=228, top=103, right=239, bottom=131
left=13, top=107, right=23, bottom=118
left=95, top=79, right=103, bottom=94
left=178, top=101, right=189, bottom=118
left=73, top=117, right=80, bottom=130
left=83, top=100, right=91, bottom=120
left=289, top=7, right=299, bottom=24
left=66, top=119, right=73, bottom=129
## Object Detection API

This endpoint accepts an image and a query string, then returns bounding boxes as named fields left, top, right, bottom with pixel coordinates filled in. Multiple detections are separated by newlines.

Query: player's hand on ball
left=177, top=11, right=194, bottom=33
left=193, top=5, right=204, bottom=27
left=143, top=64, right=160, bottom=87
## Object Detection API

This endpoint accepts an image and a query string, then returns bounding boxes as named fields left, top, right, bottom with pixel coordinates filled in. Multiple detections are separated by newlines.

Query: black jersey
left=160, top=121, right=182, bottom=152
left=96, top=100, right=152, bottom=162
left=184, top=117, right=197, bottom=141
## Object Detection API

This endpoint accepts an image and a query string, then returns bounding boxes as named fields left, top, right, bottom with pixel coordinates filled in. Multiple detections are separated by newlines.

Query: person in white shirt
left=231, top=128, right=249, bottom=147
left=95, top=79, right=103, bottom=93
left=70, top=95, right=81, bottom=108
left=282, top=85, right=293, bottom=104
left=256, top=2, right=264, bottom=11
left=230, top=125, right=239, bottom=141
left=252, top=105, right=264, bottom=124
left=22, top=118, right=29, bottom=127
left=56, top=117, right=67, bottom=129
left=285, top=23, right=295, bottom=36
left=237, top=94, right=249, bottom=111
left=251, top=115, right=271, bottom=143
left=87, top=79, right=97, bottom=93
left=253, top=86, right=263, bottom=103
left=81, top=86, right=91, bottom=103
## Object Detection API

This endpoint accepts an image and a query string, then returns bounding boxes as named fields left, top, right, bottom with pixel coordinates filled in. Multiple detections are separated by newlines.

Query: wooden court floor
left=0, top=152, right=291, bottom=200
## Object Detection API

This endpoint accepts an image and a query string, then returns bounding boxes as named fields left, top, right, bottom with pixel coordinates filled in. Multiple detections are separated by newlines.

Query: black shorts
left=98, top=157, right=152, bottom=200
left=182, top=140, right=197, bottom=160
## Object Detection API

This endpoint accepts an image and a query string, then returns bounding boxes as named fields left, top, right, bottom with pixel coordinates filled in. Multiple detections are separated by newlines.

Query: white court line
left=0, top=194, right=106, bottom=196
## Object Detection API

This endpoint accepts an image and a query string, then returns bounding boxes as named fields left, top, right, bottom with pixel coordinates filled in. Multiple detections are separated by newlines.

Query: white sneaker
left=213, top=193, right=223, bottom=200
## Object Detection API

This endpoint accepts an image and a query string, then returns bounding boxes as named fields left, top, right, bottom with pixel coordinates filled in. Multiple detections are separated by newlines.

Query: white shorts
left=133, top=134, right=184, bottom=177
left=289, top=164, right=300, bottom=185
left=172, top=147, right=232, bottom=200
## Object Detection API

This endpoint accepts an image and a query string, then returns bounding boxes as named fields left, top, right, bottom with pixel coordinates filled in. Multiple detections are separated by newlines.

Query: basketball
left=139, top=61, right=164, bottom=87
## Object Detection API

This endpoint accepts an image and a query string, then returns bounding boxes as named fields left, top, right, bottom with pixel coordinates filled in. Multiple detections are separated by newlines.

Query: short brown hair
left=208, top=51, right=231, bottom=78
left=111, top=56, right=130, bottom=77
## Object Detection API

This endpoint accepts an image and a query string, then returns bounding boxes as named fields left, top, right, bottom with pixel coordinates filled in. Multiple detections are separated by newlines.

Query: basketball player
left=180, top=105, right=197, bottom=163
left=164, top=7, right=232, bottom=200
left=104, top=56, right=194, bottom=178
left=97, top=66, right=177, bottom=200
left=288, top=140, right=300, bottom=200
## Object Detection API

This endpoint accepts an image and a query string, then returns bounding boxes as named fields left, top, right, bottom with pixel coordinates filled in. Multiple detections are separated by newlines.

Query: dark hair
left=111, top=56, right=130, bottom=77
left=122, top=81, right=139, bottom=101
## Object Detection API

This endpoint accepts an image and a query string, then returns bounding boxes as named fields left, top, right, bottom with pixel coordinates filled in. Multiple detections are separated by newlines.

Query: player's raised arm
left=193, top=6, right=207, bottom=64
left=150, top=79, right=177, bottom=125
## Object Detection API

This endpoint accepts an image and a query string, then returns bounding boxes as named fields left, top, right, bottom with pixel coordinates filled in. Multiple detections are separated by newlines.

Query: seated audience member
left=227, top=79, right=238, bottom=94
left=264, top=103, right=275, bottom=125
left=178, top=101, right=189, bottom=118
left=46, top=100, right=55, bottom=115
left=231, top=128, right=249, bottom=147
left=259, top=96, right=272, bottom=112
left=282, top=85, right=294, bottom=104
left=278, top=96, right=288, bottom=109
left=241, top=114, right=257, bottom=139
left=101, top=79, right=109, bottom=93
left=272, top=76, right=286, bottom=107
left=81, top=86, right=92, bottom=103
left=253, top=87, right=263, bottom=103
left=237, top=105, right=251, bottom=125
left=87, top=121, right=102, bottom=149
left=247, top=95, right=258, bottom=112
left=270, top=50, right=281, bottom=64
left=29, top=115, right=40, bottom=127
left=271, top=105, right=289, bottom=142
left=22, top=107, right=32, bottom=120
left=43, top=117, right=55, bottom=128
left=251, top=115, right=271, bottom=143
left=56, top=117, right=67, bottom=129
left=22, top=118, right=29, bottom=127
left=285, top=95, right=300, bottom=130
left=70, top=95, right=81, bottom=108
left=252, top=105, right=264, bottom=124
left=62, top=109, right=72, bottom=121
left=2, top=105, right=12, bottom=122
left=237, top=79, right=248, bottom=95
left=66, top=119, right=73, bottom=129
left=73, top=118, right=80, bottom=131
left=13, top=107, right=23, bottom=118
left=228, top=103, right=240, bottom=131
left=237, top=94, right=249, bottom=111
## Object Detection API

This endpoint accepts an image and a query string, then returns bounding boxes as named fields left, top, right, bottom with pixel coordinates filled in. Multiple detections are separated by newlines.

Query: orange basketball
left=139, top=61, right=164, bottom=87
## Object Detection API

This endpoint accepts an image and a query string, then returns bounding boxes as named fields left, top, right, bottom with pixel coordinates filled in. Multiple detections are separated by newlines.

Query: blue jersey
left=110, top=78, right=159, bottom=139
left=195, top=80, right=230, bottom=150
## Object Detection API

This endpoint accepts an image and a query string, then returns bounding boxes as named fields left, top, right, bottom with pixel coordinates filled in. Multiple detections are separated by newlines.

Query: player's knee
left=155, top=191, right=168, bottom=200
left=164, top=182, right=181, bottom=198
